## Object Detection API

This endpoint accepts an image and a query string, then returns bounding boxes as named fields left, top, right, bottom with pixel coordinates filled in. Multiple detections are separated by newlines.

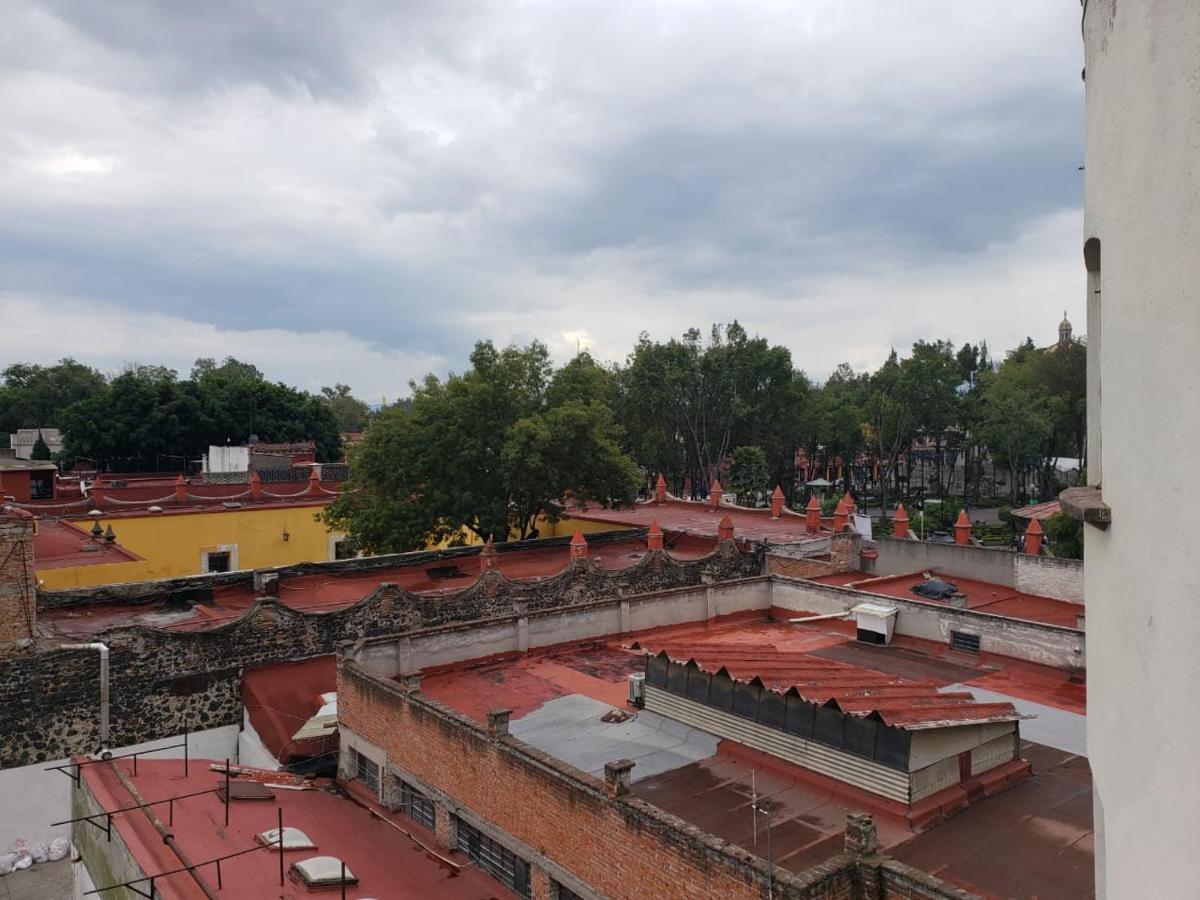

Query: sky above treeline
left=0, top=2, right=1084, bottom=402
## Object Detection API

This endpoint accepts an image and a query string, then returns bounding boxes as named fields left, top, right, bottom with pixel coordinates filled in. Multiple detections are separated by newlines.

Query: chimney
left=603, top=759, right=635, bottom=798
left=892, top=504, right=910, bottom=540
left=805, top=495, right=821, bottom=534
left=249, top=469, right=263, bottom=501
left=717, top=513, right=734, bottom=542
left=0, top=508, right=37, bottom=648
left=654, top=473, right=667, bottom=504
left=90, top=477, right=105, bottom=508
left=833, top=495, right=849, bottom=533
left=647, top=520, right=665, bottom=551
left=954, top=509, right=972, bottom=545
left=569, top=530, right=589, bottom=560
left=770, top=485, right=785, bottom=519
left=1024, top=517, right=1044, bottom=556
left=174, top=474, right=187, bottom=504
left=308, top=466, right=322, bottom=496
left=844, top=812, right=878, bottom=857
left=708, top=478, right=723, bottom=510
left=487, top=707, right=512, bottom=738
left=479, top=537, right=500, bottom=572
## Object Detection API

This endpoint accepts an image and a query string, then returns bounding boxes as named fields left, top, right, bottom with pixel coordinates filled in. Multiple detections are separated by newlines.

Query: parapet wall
left=770, top=578, right=1085, bottom=671
left=872, top=538, right=1016, bottom=585
left=1014, top=554, right=1085, bottom=604
left=1, top=543, right=761, bottom=768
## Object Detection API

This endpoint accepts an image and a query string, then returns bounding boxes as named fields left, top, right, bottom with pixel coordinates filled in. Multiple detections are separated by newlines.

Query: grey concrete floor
left=0, top=859, right=73, bottom=900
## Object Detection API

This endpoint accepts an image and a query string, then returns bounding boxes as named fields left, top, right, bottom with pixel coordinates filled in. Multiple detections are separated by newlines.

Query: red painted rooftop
left=418, top=612, right=1083, bottom=726
left=243, top=657, right=337, bottom=763
left=79, top=758, right=515, bottom=899
left=32, top=518, right=143, bottom=570
left=810, top=570, right=1083, bottom=629
left=39, top=532, right=722, bottom=639
left=568, top=497, right=822, bottom=543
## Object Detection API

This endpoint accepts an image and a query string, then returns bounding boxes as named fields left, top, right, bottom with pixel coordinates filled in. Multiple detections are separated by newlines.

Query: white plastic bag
left=47, top=839, right=70, bottom=862
left=0, top=852, right=17, bottom=876
left=8, top=840, right=31, bottom=870
left=29, top=843, right=48, bottom=864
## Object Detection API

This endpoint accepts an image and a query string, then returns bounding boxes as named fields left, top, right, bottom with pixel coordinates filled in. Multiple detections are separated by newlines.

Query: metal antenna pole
left=224, top=759, right=230, bottom=826
left=765, top=801, right=774, bottom=900
left=278, top=807, right=285, bottom=886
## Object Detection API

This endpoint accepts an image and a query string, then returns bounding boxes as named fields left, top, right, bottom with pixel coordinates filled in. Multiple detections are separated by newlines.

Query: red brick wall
left=339, top=662, right=859, bottom=900
left=0, top=511, right=36, bottom=646
left=767, top=556, right=841, bottom=579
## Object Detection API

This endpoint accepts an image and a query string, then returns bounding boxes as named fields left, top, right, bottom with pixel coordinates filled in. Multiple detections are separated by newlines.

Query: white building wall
left=1082, top=3, right=1200, bottom=896
left=0, top=724, right=238, bottom=853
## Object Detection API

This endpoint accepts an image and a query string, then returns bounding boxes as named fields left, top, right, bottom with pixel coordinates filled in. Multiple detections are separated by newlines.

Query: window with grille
left=456, top=817, right=530, bottom=898
left=349, top=748, right=379, bottom=793
left=554, top=881, right=586, bottom=900
left=398, top=779, right=435, bottom=830
left=950, top=631, right=981, bottom=654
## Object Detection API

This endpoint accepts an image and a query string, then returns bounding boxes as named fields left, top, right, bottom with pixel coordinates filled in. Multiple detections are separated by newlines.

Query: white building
left=1079, top=2, right=1200, bottom=896
left=201, top=444, right=250, bottom=474
left=7, top=428, right=62, bottom=460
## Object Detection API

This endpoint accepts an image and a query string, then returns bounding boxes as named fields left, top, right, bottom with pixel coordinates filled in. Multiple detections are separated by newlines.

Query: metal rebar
left=224, top=758, right=230, bottom=826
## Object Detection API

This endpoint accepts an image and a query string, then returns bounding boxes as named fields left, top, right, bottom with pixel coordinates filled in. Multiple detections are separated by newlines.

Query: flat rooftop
left=78, top=758, right=515, bottom=899
left=567, top=498, right=820, bottom=543
left=38, top=531, right=719, bottom=639
left=809, top=570, right=1083, bottom=629
left=414, top=613, right=1091, bottom=898
left=33, top=518, right=143, bottom=570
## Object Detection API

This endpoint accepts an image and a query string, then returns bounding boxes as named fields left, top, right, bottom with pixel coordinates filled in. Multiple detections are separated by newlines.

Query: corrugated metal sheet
left=644, top=685, right=911, bottom=803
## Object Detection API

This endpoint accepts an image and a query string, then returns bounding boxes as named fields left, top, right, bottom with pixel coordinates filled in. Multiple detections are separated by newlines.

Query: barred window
left=398, top=778, right=435, bottom=831
left=456, top=817, right=530, bottom=898
left=554, top=880, right=586, bottom=900
left=349, top=747, right=379, bottom=793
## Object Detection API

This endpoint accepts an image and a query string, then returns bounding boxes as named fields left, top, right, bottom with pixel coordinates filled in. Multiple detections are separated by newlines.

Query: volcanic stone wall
left=0, top=540, right=762, bottom=767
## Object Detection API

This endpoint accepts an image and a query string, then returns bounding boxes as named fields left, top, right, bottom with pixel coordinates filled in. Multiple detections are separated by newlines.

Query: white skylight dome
left=291, top=856, right=357, bottom=888
left=256, top=826, right=315, bottom=850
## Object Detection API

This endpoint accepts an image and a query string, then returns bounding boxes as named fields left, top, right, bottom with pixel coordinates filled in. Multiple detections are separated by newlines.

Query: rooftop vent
left=256, top=826, right=315, bottom=850
left=851, top=602, right=898, bottom=645
left=290, top=856, right=357, bottom=890
left=148, top=505, right=163, bottom=513
left=222, top=501, right=244, bottom=509
left=910, top=577, right=963, bottom=603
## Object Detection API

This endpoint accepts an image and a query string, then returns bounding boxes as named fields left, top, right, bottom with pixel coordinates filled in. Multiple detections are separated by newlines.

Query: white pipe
left=61, top=643, right=109, bottom=749
left=786, top=612, right=852, bottom=624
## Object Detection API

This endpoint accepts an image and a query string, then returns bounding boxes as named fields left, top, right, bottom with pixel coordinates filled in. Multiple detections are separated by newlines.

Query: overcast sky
left=0, top=1, right=1084, bottom=401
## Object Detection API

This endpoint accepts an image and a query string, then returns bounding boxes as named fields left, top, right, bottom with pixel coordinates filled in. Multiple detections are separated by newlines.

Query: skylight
left=291, top=856, right=358, bottom=888
left=256, top=826, right=315, bottom=850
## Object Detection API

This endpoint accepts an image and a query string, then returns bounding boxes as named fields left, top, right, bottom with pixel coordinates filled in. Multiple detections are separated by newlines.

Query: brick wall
left=767, top=556, right=842, bottom=579
left=338, top=661, right=860, bottom=900
left=1013, top=554, right=1084, bottom=604
left=0, top=510, right=36, bottom=647
left=0, top=542, right=762, bottom=767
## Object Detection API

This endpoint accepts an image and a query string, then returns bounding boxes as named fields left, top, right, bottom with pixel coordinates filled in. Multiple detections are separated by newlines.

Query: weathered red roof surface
left=33, top=518, right=143, bottom=570
left=79, top=759, right=515, bottom=899
left=811, top=571, right=1082, bottom=628
left=567, top=498, right=820, bottom=543
left=39, top=532, right=720, bottom=639
left=1011, top=500, right=1063, bottom=521
left=418, top=613, right=1080, bottom=725
left=242, top=657, right=336, bottom=763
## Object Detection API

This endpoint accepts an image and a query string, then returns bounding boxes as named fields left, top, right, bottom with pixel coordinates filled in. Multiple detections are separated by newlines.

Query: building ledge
left=1058, top=486, right=1111, bottom=529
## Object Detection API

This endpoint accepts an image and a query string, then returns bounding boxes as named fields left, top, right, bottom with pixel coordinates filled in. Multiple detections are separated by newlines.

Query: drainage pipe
left=60, top=642, right=109, bottom=750
left=786, top=612, right=852, bottom=625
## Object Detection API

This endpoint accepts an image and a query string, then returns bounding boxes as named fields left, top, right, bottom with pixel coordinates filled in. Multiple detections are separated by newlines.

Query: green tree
left=320, top=383, right=372, bottom=433
left=323, top=341, right=641, bottom=552
left=1043, top=511, right=1083, bottom=560
left=728, top=446, right=769, bottom=503
left=974, top=371, right=1052, bottom=503
left=0, top=359, right=107, bottom=433
left=30, top=434, right=52, bottom=461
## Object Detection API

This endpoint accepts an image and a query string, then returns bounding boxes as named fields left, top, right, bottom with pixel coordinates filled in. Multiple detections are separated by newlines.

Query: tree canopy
left=322, top=341, right=641, bottom=552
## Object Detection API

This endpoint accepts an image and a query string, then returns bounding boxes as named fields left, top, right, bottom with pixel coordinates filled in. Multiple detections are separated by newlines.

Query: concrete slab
left=0, top=859, right=73, bottom=900
left=510, top=694, right=720, bottom=782
left=940, top=683, right=1087, bottom=755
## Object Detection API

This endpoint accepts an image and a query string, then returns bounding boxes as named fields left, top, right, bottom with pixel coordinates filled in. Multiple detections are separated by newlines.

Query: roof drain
left=60, top=642, right=110, bottom=756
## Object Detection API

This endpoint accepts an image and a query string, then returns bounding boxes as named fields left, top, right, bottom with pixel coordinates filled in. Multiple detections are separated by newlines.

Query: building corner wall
left=1083, top=2, right=1200, bottom=896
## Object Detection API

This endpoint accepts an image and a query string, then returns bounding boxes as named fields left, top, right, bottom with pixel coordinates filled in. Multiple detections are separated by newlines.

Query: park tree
left=323, top=341, right=641, bottom=553
left=0, top=359, right=107, bottom=433
left=320, top=383, right=372, bottom=433
left=728, top=446, right=770, bottom=503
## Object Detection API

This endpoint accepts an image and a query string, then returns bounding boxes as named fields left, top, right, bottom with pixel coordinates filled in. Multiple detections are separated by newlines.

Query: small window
left=950, top=631, right=981, bottom=654
left=456, top=817, right=530, bottom=898
left=204, top=551, right=231, bottom=573
left=333, top=539, right=356, bottom=560
left=554, top=881, right=587, bottom=900
left=349, top=747, right=379, bottom=793
left=398, top=778, right=435, bottom=830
